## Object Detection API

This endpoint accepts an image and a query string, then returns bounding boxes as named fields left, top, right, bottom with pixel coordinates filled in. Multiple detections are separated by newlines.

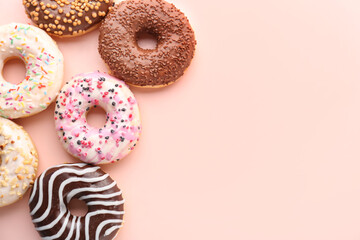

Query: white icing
left=42, top=211, right=71, bottom=240
left=79, top=190, right=122, bottom=200
left=65, top=216, right=77, bottom=240
left=75, top=217, right=81, bottom=240
left=0, top=117, right=38, bottom=207
left=34, top=174, right=110, bottom=231
left=96, top=219, right=124, bottom=240
left=30, top=163, right=90, bottom=215
left=32, top=168, right=103, bottom=223
left=85, top=210, right=125, bottom=240
left=87, top=200, right=125, bottom=206
left=105, top=225, right=122, bottom=236
left=0, top=23, right=64, bottom=119
left=55, top=72, right=141, bottom=165
left=66, top=180, right=117, bottom=203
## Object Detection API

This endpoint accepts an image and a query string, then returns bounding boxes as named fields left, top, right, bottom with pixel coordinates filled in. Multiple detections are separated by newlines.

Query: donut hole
left=136, top=30, right=158, bottom=50
left=86, top=106, right=107, bottom=129
left=68, top=198, right=88, bottom=217
left=2, top=58, right=26, bottom=85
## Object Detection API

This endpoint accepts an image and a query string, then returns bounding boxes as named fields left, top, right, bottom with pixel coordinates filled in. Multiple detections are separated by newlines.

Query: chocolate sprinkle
left=98, top=0, right=196, bottom=87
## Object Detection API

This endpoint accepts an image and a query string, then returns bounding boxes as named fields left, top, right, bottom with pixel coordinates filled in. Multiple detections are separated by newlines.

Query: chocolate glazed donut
left=29, top=163, right=124, bottom=240
left=99, top=0, right=196, bottom=87
left=23, top=0, right=114, bottom=37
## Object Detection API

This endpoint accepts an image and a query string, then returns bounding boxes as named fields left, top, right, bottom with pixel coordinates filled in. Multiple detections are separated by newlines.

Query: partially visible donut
left=99, top=0, right=196, bottom=87
left=0, top=23, right=64, bottom=119
left=55, top=72, right=141, bottom=165
left=23, top=0, right=114, bottom=37
left=0, top=117, right=38, bottom=207
left=29, top=163, right=124, bottom=240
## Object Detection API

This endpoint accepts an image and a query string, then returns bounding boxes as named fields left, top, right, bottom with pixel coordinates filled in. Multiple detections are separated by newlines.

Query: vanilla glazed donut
left=0, top=117, right=38, bottom=207
left=55, top=72, right=141, bottom=164
left=0, top=23, right=64, bottom=119
left=99, top=0, right=196, bottom=87
left=23, top=0, right=114, bottom=38
left=29, top=163, right=124, bottom=240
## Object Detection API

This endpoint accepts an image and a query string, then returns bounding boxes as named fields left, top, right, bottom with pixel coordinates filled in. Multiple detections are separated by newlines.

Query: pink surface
left=4, top=0, right=360, bottom=239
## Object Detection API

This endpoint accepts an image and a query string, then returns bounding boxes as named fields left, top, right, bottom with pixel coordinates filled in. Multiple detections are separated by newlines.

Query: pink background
left=3, top=0, right=360, bottom=239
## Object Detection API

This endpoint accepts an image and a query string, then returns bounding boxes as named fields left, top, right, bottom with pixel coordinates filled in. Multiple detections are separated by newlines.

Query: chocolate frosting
left=99, top=0, right=196, bottom=87
left=23, top=0, right=113, bottom=37
left=29, top=163, right=124, bottom=240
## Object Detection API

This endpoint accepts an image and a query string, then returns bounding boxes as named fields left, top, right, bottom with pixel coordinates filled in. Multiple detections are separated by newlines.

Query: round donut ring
left=0, top=117, right=38, bottom=207
left=54, top=72, right=141, bottom=165
left=0, top=23, right=64, bottom=119
left=23, top=0, right=114, bottom=38
left=29, top=163, right=124, bottom=240
left=99, top=0, right=196, bottom=87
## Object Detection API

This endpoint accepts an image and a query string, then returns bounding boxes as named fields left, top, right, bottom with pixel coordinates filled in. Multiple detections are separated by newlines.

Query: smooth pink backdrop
left=4, top=0, right=360, bottom=239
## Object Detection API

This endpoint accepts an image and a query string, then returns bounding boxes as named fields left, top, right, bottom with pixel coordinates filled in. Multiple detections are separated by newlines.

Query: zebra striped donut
left=29, top=163, right=124, bottom=240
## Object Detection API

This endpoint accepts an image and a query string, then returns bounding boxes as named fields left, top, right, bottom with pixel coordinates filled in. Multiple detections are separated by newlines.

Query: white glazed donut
left=55, top=72, right=141, bottom=165
left=0, top=117, right=38, bottom=207
left=0, top=23, right=64, bottom=119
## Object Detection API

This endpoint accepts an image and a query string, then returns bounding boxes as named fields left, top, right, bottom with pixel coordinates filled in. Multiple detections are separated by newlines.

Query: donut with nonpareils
left=0, top=117, right=38, bottom=207
left=99, top=0, right=196, bottom=87
left=23, top=0, right=113, bottom=37
left=29, top=163, right=124, bottom=240
left=0, top=23, right=64, bottom=119
left=55, top=72, right=141, bottom=165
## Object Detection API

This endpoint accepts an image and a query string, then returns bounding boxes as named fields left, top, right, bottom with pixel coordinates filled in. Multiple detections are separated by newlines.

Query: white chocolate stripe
left=95, top=219, right=123, bottom=240
left=66, top=181, right=117, bottom=203
left=65, top=216, right=77, bottom=240
left=105, top=225, right=122, bottom=237
left=30, top=163, right=124, bottom=240
left=36, top=211, right=66, bottom=231
left=87, top=200, right=125, bottom=206
left=42, top=211, right=71, bottom=240
left=75, top=216, right=81, bottom=240
left=30, top=167, right=50, bottom=214
left=29, top=163, right=87, bottom=205
left=32, top=168, right=104, bottom=223
left=34, top=174, right=110, bottom=227
left=29, top=175, right=39, bottom=204
left=85, top=210, right=125, bottom=240
left=79, top=190, right=122, bottom=200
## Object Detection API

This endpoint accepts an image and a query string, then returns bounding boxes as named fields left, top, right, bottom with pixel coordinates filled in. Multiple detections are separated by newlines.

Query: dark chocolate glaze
left=29, top=163, right=124, bottom=240
left=23, top=0, right=113, bottom=37
left=98, top=0, right=196, bottom=87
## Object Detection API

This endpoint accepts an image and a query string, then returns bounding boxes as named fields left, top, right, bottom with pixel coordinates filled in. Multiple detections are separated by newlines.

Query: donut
left=0, top=117, right=38, bottom=207
left=55, top=72, right=141, bottom=165
left=29, top=163, right=124, bottom=240
left=23, top=0, right=114, bottom=37
left=0, top=23, right=64, bottom=119
left=99, top=0, right=196, bottom=88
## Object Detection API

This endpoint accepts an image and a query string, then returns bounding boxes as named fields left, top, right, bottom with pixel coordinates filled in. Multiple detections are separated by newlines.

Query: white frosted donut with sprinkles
left=0, top=23, right=64, bottom=119
left=0, top=117, right=38, bottom=207
left=55, top=72, right=141, bottom=165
